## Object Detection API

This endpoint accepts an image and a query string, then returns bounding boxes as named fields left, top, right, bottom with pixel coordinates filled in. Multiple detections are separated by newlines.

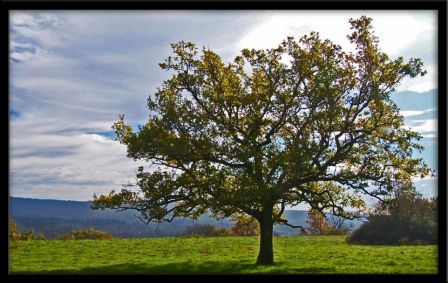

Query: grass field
left=9, top=235, right=437, bottom=274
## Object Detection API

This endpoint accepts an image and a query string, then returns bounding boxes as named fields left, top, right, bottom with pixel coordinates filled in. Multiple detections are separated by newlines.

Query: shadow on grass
left=12, top=260, right=337, bottom=275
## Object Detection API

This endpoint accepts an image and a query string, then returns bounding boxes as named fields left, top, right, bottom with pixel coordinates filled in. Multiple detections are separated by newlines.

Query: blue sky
left=9, top=11, right=438, bottom=205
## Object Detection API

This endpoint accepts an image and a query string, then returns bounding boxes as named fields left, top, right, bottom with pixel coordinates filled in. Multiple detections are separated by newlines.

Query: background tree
left=92, top=16, right=430, bottom=265
left=230, top=214, right=260, bottom=236
left=348, top=182, right=438, bottom=244
left=300, top=209, right=351, bottom=235
left=301, top=209, right=332, bottom=235
left=327, top=215, right=352, bottom=235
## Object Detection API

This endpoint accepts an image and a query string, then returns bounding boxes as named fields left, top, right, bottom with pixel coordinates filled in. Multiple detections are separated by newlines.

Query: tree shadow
left=11, top=260, right=337, bottom=274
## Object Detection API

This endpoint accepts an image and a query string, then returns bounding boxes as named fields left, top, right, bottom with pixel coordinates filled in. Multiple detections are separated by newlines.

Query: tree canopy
left=92, top=16, right=430, bottom=264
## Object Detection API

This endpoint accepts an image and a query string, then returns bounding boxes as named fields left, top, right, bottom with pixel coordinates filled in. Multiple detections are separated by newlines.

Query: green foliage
left=9, top=236, right=437, bottom=274
left=347, top=183, right=437, bottom=244
left=92, top=16, right=431, bottom=264
left=57, top=228, right=113, bottom=240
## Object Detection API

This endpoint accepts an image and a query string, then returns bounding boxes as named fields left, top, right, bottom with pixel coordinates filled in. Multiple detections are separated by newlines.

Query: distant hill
left=10, top=197, right=232, bottom=239
left=10, top=197, right=138, bottom=222
left=9, top=197, right=360, bottom=239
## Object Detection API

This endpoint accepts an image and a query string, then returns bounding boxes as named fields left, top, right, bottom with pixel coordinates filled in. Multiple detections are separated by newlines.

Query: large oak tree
left=92, top=17, right=430, bottom=265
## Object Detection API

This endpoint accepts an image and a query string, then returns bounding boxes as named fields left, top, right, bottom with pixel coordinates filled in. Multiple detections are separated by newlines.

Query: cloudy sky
left=9, top=10, right=438, bottom=205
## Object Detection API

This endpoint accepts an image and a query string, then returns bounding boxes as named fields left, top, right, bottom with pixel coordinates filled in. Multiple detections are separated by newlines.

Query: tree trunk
left=256, top=207, right=274, bottom=265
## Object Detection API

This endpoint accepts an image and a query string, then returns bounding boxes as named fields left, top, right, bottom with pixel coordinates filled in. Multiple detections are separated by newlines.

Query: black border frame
left=4, top=1, right=447, bottom=282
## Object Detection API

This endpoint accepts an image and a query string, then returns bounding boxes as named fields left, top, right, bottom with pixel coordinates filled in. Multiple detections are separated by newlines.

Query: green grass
left=9, top=235, right=437, bottom=274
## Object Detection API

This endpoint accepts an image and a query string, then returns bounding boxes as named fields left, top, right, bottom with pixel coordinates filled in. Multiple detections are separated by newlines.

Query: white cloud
left=239, top=11, right=435, bottom=52
left=412, top=177, right=438, bottom=198
left=402, top=118, right=438, bottom=139
left=396, top=64, right=437, bottom=93
left=411, top=170, right=438, bottom=181
left=238, top=10, right=437, bottom=93
left=9, top=11, right=437, bottom=201
left=10, top=115, right=146, bottom=201
left=9, top=11, right=265, bottom=200
left=407, top=119, right=438, bottom=134
left=10, top=51, right=36, bottom=62
left=400, top=108, right=436, bottom=117
left=421, top=133, right=437, bottom=138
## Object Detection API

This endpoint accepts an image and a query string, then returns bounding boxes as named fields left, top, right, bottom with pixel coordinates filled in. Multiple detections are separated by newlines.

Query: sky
left=9, top=10, right=438, bottom=207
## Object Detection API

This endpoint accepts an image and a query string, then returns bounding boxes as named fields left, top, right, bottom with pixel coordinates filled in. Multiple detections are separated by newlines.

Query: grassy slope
left=9, top=235, right=437, bottom=274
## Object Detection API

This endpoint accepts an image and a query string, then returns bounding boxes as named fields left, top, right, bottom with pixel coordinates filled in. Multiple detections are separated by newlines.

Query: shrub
left=35, top=234, right=46, bottom=240
left=58, top=228, right=113, bottom=240
left=21, top=229, right=36, bottom=241
left=347, top=184, right=437, bottom=245
left=347, top=214, right=437, bottom=245
left=215, top=227, right=231, bottom=236
left=59, top=234, right=76, bottom=241
left=181, top=224, right=229, bottom=237
left=9, top=218, right=46, bottom=242
left=9, top=218, right=21, bottom=248
left=9, top=218, right=22, bottom=242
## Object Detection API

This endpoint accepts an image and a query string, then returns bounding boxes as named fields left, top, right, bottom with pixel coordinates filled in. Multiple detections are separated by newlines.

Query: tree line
left=10, top=181, right=437, bottom=245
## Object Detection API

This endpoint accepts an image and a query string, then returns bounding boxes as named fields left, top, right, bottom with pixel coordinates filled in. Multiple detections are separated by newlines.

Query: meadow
left=9, top=235, right=437, bottom=274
